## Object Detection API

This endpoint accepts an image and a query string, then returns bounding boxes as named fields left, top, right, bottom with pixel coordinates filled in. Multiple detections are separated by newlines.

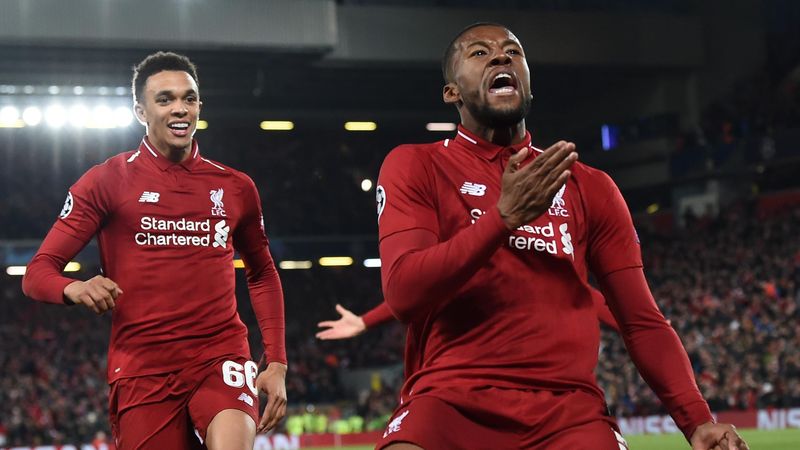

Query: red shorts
left=109, top=354, right=259, bottom=450
left=375, top=388, right=628, bottom=450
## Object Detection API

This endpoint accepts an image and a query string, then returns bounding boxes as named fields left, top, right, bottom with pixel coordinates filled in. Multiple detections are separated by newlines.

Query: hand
left=316, top=304, right=367, bottom=340
left=690, top=422, right=749, bottom=450
left=496, top=141, right=577, bottom=229
left=63, top=275, right=123, bottom=315
left=256, top=362, right=287, bottom=433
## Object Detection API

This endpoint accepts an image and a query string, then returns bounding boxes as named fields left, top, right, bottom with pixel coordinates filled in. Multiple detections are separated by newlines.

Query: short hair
left=441, top=22, right=509, bottom=83
left=132, top=51, right=199, bottom=103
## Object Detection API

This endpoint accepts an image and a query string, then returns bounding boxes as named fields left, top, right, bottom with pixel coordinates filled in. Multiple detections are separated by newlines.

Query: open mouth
left=168, top=122, right=191, bottom=136
left=488, top=73, right=517, bottom=95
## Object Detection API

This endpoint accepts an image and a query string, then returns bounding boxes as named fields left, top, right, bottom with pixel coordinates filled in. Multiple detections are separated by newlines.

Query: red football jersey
left=377, top=126, right=643, bottom=400
left=24, top=138, right=286, bottom=382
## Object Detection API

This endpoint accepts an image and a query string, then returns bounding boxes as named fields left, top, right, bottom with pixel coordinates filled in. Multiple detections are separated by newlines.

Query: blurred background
left=0, top=0, right=799, bottom=448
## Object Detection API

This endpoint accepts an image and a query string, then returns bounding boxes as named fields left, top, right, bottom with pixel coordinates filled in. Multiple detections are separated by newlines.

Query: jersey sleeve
left=22, top=165, right=113, bottom=304
left=585, top=170, right=643, bottom=278
left=362, top=301, right=395, bottom=328
left=376, top=145, right=439, bottom=240
left=233, top=174, right=287, bottom=365
left=52, top=165, right=113, bottom=241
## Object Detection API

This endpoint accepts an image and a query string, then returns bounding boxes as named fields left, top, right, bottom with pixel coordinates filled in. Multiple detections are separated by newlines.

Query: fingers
left=316, top=329, right=339, bottom=340
left=505, top=147, right=529, bottom=174
left=317, top=320, right=336, bottom=328
left=335, top=303, right=349, bottom=316
left=258, top=392, right=287, bottom=432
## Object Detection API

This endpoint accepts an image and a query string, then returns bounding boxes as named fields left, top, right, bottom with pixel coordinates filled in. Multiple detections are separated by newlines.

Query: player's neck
left=463, top=121, right=527, bottom=147
left=147, top=137, right=192, bottom=163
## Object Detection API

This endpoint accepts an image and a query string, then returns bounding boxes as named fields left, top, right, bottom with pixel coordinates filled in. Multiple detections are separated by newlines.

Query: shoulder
left=570, top=160, right=618, bottom=193
left=76, top=152, right=134, bottom=186
left=381, top=141, right=443, bottom=175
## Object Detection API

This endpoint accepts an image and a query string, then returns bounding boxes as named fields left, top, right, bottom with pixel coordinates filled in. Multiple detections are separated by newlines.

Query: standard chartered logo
left=559, top=223, right=574, bottom=259
left=213, top=220, right=230, bottom=248
left=134, top=216, right=229, bottom=249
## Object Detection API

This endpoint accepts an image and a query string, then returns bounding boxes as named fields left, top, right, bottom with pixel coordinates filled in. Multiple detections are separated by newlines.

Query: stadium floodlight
left=73, top=86, right=85, bottom=95
left=426, top=122, right=457, bottom=131
left=344, top=121, right=377, bottom=131
left=196, top=120, right=208, bottom=130
left=64, top=262, right=81, bottom=272
left=115, top=86, right=128, bottom=96
left=279, top=260, right=312, bottom=270
left=363, top=258, right=381, bottom=268
left=48, top=85, right=60, bottom=95
left=45, top=105, right=67, bottom=128
left=113, top=107, right=134, bottom=127
left=6, top=266, right=26, bottom=276
left=0, top=106, right=23, bottom=128
left=68, top=105, right=90, bottom=128
left=22, top=106, right=42, bottom=126
left=361, top=179, right=373, bottom=192
left=318, top=256, right=354, bottom=267
left=260, top=120, right=294, bottom=131
left=23, top=85, right=34, bottom=94
left=90, top=105, right=115, bottom=128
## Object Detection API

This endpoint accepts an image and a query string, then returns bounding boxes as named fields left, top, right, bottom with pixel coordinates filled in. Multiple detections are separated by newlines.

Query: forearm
left=362, top=301, right=394, bottom=328
left=599, top=267, right=712, bottom=440
left=381, top=207, right=510, bottom=323
left=247, top=251, right=287, bottom=365
left=22, top=229, right=86, bottom=304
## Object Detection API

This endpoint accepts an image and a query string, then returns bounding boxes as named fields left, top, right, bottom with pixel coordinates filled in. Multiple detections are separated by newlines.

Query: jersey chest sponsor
left=128, top=188, right=232, bottom=249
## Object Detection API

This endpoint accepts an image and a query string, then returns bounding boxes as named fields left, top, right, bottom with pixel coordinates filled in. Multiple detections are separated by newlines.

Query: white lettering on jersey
left=210, top=188, right=226, bottom=216
left=460, top=181, right=486, bottom=197
left=548, top=183, right=569, bottom=217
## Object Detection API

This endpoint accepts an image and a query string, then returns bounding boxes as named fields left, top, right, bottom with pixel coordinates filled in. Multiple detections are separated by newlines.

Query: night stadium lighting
left=426, top=122, right=457, bottom=131
left=646, top=203, right=660, bottom=214
left=260, top=120, right=294, bottom=131
left=233, top=259, right=245, bottom=269
left=68, top=105, right=90, bottom=128
left=318, top=256, right=354, bottom=267
left=6, top=266, right=26, bottom=276
left=0, top=106, right=23, bottom=128
left=344, top=121, right=377, bottom=131
left=22, top=107, right=42, bottom=126
left=48, top=85, right=60, bottom=95
left=114, top=107, right=134, bottom=127
left=279, top=260, right=313, bottom=270
left=363, top=258, right=381, bottom=268
left=196, top=120, right=208, bottom=130
left=360, top=179, right=373, bottom=192
left=64, top=262, right=81, bottom=272
left=89, top=106, right=115, bottom=128
left=45, top=105, right=67, bottom=128
left=73, top=86, right=85, bottom=95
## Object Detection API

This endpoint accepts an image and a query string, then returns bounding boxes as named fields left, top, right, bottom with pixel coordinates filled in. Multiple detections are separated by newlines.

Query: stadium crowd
left=1, top=197, right=798, bottom=445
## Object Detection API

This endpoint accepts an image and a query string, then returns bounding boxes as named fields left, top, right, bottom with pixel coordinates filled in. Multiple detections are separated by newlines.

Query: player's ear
left=134, top=102, right=147, bottom=125
left=443, top=82, right=460, bottom=105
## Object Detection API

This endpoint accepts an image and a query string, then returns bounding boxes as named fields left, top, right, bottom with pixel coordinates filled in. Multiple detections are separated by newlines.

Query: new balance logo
left=383, top=410, right=409, bottom=438
left=460, top=181, right=486, bottom=197
left=237, top=393, right=254, bottom=407
left=138, top=191, right=160, bottom=203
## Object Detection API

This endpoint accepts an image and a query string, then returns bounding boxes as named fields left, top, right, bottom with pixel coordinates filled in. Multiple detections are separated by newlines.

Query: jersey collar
left=452, top=125, right=533, bottom=160
left=139, top=137, right=201, bottom=172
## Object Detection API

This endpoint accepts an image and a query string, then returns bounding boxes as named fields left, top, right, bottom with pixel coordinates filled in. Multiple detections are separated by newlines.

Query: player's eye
left=507, top=48, right=521, bottom=56
left=156, top=97, right=170, bottom=105
left=471, top=50, right=487, bottom=57
left=186, top=96, right=197, bottom=103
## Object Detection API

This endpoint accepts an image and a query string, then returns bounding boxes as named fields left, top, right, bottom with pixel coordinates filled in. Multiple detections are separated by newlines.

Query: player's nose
left=490, top=49, right=512, bottom=66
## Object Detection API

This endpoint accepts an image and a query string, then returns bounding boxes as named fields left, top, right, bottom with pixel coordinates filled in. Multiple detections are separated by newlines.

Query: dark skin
left=385, top=25, right=748, bottom=450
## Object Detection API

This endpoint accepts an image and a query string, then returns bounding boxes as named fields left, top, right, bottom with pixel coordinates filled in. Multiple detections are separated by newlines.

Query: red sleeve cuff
left=363, top=302, right=395, bottom=328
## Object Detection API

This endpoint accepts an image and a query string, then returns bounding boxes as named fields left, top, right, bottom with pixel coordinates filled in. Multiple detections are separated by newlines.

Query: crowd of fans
left=1, top=197, right=798, bottom=445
